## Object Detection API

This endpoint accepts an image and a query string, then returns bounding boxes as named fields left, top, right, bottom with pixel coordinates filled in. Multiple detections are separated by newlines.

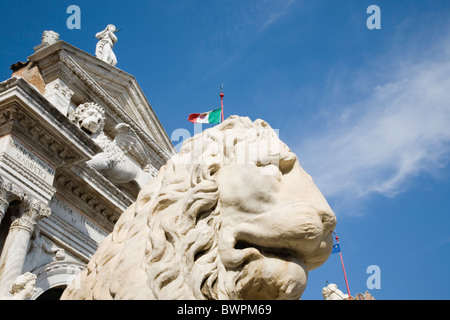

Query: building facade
left=0, top=30, right=175, bottom=299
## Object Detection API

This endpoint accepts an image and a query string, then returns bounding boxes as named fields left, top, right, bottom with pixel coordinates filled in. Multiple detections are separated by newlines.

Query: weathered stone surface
left=62, top=116, right=337, bottom=300
left=0, top=272, right=36, bottom=300
left=72, top=102, right=153, bottom=196
left=322, top=283, right=349, bottom=300
left=0, top=29, right=174, bottom=300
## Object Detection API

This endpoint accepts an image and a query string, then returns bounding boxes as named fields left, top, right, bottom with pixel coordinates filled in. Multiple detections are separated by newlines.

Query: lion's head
left=61, top=116, right=336, bottom=300
left=72, top=102, right=105, bottom=135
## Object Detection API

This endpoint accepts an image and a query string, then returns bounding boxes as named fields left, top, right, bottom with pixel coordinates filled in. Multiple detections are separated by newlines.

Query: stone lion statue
left=72, top=102, right=106, bottom=136
left=71, top=102, right=152, bottom=194
left=61, top=116, right=336, bottom=300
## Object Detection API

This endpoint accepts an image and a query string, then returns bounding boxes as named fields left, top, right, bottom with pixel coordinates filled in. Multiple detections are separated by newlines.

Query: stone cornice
left=37, top=214, right=96, bottom=263
left=54, top=163, right=133, bottom=229
left=0, top=77, right=101, bottom=168
left=30, top=41, right=173, bottom=147
left=57, top=51, right=171, bottom=166
left=33, top=261, right=86, bottom=279
left=28, top=41, right=175, bottom=160
left=69, top=163, right=133, bottom=210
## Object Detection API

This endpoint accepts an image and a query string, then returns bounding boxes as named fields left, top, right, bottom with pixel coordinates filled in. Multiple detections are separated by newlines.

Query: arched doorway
left=30, top=261, right=85, bottom=300
left=35, top=285, right=66, bottom=300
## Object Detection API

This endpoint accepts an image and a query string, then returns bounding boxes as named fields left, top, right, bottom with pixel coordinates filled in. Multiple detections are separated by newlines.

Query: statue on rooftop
left=322, top=283, right=349, bottom=300
left=95, top=24, right=118, bottom=66
left=33, top=30, right=60, bottom=52
left=72, top=102, right=152, bottom=194
left=41, top=30, right=60, bottom=46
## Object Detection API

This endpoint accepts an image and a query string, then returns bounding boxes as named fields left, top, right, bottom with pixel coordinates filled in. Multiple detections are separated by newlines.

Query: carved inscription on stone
left=0, top=137, right=55, bottom=185
left=49, top=197, right=108, bottom=244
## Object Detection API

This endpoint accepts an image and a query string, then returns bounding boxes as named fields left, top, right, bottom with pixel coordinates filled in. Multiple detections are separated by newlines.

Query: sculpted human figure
left=62, top=116, right=337, bottom=300
left=23, top=228, right=61, bottom=272
left=95, top=24, right=118, bottom=66
left=322, top=283, right=349, bottom=300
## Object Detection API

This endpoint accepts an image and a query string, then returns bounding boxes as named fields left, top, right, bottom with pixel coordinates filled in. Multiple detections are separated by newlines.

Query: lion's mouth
left=234, top=240, right=299, bottom=262
left=228, top=239, right=309, bottom=300
left=80, top=125, right=94, bottom=135
left=219, top=202, right=336, bottom=272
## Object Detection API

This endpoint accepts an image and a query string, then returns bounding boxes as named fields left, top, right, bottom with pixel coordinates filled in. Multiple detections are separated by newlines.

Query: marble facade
left=0, top=31, right=175, bottom=299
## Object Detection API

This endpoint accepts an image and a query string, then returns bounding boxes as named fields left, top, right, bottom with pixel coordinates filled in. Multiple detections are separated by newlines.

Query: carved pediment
left=28, top=41, right=175, bottom=161
left=0, top=79, right=101, bottom=168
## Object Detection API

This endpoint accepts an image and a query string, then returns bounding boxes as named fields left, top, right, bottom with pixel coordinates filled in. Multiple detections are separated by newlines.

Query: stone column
left=0, top=196, right=50, bottom=297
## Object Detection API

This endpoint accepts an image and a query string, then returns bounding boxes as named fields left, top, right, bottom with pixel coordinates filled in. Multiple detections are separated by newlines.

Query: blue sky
left=1, top=0, right=450, bottom=300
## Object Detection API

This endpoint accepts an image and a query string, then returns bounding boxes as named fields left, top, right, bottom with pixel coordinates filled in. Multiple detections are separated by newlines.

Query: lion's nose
left=317, top=207, right=337, bottom=235
left=81, top=118, right=99, bottom=132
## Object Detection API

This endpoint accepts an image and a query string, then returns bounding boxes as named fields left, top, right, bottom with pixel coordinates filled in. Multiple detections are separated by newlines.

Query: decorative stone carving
left=0, top=180, right=24, bottom=225
left=0, top=99, right=82, bottom=167
left=11, top=197, right=51, bottom=233
left=0, top=186, right=11, bottom=224
left=34, top=30, right=60, bottom=52
left=61, top=116, right=337, bottom=300
left=23, top=228, right=65, bottom=273
left=44, top=78, right=74, bottom=116
left=1, top=272, right=36, bottom=300
left=95, top=25, right=118, bottom=66
left=54, top=165, right=132, bottom=227
left=322, top=283, right=349, bottom=300
left=354, top=291, right=375, bottom=300
left=71, top=102, right=105, bottom=136
left=41, top=31, right=60, bottom=46
left=57, top=51, right=171, bottom=165
left=72, top=102, right=152, bottom=192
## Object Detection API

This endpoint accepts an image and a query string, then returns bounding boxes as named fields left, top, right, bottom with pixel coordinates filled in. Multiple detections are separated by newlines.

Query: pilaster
left=0, top=196, right=50, bottom=297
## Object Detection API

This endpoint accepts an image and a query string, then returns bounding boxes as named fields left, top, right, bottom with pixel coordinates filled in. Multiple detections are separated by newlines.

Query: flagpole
left=335, top=232, right=351, bottom=299
left=220, top=85, right=224, bottom=122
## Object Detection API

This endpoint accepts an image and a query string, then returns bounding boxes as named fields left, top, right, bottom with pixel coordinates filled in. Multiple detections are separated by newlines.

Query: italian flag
left=188, top=108, right=222, bottom=124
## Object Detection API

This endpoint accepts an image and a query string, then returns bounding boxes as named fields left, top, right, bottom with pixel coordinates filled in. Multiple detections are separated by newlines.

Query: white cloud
left=261, top=0, right=295, bottom=30
left=295, top=39, right=450, bottom=207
